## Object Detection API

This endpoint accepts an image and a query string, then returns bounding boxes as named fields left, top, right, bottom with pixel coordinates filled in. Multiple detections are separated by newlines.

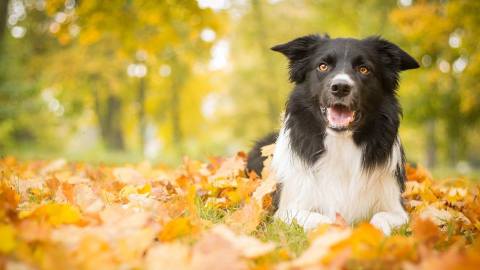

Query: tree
left=27, top=0, right=227, bottom=156
left=390, top=0, right=480, bottom=167
left=0, top=0, right=9, bottom=46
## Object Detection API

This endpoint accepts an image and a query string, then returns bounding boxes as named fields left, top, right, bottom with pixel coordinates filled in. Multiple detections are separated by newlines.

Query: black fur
left=246, top=132, right=281, bottom=213
left=246, top=132, right=278, bottom=176
left=395, top=145, right=407, bottom=193
left=247, top=34, right=419, bottom=202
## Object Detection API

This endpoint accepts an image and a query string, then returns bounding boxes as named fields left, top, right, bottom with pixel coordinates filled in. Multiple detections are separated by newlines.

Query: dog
left=246, top=34, right=419, bottom=235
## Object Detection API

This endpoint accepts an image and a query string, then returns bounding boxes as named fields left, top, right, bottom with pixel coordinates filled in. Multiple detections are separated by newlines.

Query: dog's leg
left=370, top=174, right=408, bottom=235
left=370, top=211, right=408, bottom=235
left=275, top=209, right=333, bottom=231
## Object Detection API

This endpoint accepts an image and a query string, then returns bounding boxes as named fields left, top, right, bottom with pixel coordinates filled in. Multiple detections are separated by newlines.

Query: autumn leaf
left=0, top=224, right=17, bottom=253
left=20, top=203, right=81, bottom=226
left=190, top=224, right=275, bottom=270
left=145, top=243, right=191, bottom=270
left=252, top=175, right=277, bottom=209
left=412, top=217, right=442, bottom=246
left=1, top=156, right=480, bottom=269
left=158, top=217, right=198, bottom=242
left=225, top=200, right=264, bottom=234
left=287, top=228, right=352, bottom=268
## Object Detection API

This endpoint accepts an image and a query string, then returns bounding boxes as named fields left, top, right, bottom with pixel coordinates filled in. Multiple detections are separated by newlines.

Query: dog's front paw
left=301, top=212, right=333, bottom=231
left=370, top=212, right=408, bottom=235
left=275, top=209, right=333, bottom=231
left=370, top=213, right=392, bottom=235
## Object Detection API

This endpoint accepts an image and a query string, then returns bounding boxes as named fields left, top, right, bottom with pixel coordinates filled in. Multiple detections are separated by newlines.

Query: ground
left=1, top=149, right=480, bottom=269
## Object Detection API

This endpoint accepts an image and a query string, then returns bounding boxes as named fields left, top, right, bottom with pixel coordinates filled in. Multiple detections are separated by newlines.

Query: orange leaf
left=158, top=217, right=198, bottom=242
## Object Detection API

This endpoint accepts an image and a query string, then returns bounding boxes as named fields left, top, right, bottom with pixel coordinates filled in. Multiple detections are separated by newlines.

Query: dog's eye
left=358, top=66, right=369, bottom=74
left=317, top=63, right=329, bottom=72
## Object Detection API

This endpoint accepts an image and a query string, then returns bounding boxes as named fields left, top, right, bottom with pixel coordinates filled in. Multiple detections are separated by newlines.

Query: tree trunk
left=251, top=0, right=279, bottom=129
left=104, top=95, right=125, bottom=150
left=138, top=76, right=146, bottom=153
left=425, top=119, right=436, bottom=169
left=92, top=80, right=125, bottom=151
left=0, top=0, right=9, bottom=47
left=171, top=69, right=184, bottom=151
left=446, top=79, right=462, bottom=167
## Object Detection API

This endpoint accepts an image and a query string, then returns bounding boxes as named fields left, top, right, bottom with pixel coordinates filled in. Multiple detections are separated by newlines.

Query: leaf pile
left=1, top=154, right=480, bottom=269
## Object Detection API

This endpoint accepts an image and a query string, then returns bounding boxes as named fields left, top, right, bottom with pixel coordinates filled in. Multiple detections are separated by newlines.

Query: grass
left=392, top=223, right=411, bottom=237
left=254, top=218, right=309, bottom=257
left=196, top=198, right=232, bottom=223
left=195, top=197, right=309, bottom=259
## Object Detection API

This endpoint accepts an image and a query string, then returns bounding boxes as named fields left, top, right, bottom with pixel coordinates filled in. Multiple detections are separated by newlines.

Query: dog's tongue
left=327, top=105, right=354, bottom=127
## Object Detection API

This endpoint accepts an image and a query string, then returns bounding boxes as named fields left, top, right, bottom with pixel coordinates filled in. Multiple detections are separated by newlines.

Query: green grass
left=196, top=198, right=233, bottom=223
left=254, top=217, right=309, bottom=257
left=195, top=197, right=309, bottom=259
left=392, top=223, right=411, bottom=236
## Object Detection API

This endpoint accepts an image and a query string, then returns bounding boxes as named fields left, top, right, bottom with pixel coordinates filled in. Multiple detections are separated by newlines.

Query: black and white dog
left=247, top=34, right=419, bottom=235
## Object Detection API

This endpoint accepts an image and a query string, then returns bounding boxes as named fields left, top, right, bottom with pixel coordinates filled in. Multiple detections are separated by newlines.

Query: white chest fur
left=271, top=125, right=404, bottom=227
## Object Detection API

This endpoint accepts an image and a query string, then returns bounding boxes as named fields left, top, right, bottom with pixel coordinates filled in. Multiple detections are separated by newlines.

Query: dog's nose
left=331, top=82, right=352, bottom=97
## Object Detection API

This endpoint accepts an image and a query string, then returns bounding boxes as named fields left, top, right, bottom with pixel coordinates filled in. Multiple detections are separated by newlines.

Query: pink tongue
left=327, top=106, right=354, bottom=127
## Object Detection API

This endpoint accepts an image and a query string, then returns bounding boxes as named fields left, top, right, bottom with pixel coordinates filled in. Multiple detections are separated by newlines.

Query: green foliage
left=255, top=218, right=309, bottom=257
left=1, top=0, right=479, bottom=173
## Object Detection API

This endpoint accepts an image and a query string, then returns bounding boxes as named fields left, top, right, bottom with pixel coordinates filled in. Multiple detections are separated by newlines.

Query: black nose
left=331, top=82, right=351, bottom=97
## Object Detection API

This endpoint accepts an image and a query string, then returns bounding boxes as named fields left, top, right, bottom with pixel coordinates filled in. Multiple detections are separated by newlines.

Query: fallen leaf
left=412, top=217, right=442, bottom=246
left=145, top=243, right=191, bottom=270
left=20, top=203, right=81, bottom=226
left=0, top=224, right=17, bottom=253
left=225, top=200, right=264, bottom=234
left=210, top=225, right=276, bottom=258
left=252, top=175, right=277, bottom=208
left=288, top=228, right=351, bottom=268
left=158, top=217, right=198, bottom=242
left=191, top=226, right=247, bottom=270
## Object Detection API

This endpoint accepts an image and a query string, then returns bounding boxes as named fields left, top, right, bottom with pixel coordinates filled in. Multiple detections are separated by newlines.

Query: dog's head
left=272, top=34, right=419, bottom=132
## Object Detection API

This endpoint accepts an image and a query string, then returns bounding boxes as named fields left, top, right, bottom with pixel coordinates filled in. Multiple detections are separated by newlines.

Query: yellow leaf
left=330, top=223, right=384, bottom=262
left=412, top=217, right=442, bottom=245
left=138, top=183, right=152, bottom=194
left=145, top=243, right=191, bottom=270
left=0, top=224, right=16, bottom=253
left=158, top=217, right=197, bottom=242
left=225, top=200, right=264, bottom=234
left=290, top=228, right=352, bottom=268
left=21, top=203, right=81, bottom=226
left=211, top=225, right=275, bottom=258
left=260, top=144, right=275, bottom=158
left=119, top=185, right=138, bottom=198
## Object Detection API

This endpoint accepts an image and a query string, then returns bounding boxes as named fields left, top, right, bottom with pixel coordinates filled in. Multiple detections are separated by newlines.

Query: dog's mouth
left=321, top=104, right=359, bottom=131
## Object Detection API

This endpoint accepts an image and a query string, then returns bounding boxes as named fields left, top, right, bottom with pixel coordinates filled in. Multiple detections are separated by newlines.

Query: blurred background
left=1, top=0, right=479, bottom=177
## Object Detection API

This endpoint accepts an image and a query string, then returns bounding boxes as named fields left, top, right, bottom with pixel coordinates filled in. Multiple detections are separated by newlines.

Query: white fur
left=272, top=121, right=407, bottom=235
left=331, top=73, right=354, bottom=85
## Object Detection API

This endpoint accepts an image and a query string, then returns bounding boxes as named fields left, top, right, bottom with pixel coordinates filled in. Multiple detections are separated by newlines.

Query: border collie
left=247, top=34, right=419, bottom=235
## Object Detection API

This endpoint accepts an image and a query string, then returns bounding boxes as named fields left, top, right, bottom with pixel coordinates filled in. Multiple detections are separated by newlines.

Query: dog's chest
left=272, top=128, right=386, bottom=223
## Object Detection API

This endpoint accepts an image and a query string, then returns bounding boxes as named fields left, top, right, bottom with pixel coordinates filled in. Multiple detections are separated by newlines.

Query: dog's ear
left=271, top=34, right=328, bottom=82
left=365, top=36, right=419, bottom=71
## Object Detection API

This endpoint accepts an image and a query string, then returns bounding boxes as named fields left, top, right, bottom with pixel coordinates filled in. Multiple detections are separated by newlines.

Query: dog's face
left=272, top=35, right=419, bottom=132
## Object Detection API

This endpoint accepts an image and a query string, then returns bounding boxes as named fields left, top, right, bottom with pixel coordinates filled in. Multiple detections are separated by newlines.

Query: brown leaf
left=225, top=200, right=264, bottom=234
left=412, top=216, right=442, bottom=245
left=252, top=175, right=277, bottom=208
left=191, top=226, right=247, bottom=270
left=145, top=243, right=191, bottom=270
left=158, top=217, right=198, bottom=242
left=288, top=228, right=351, bottom=268
left=333, top=212, right=348, bottom=229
